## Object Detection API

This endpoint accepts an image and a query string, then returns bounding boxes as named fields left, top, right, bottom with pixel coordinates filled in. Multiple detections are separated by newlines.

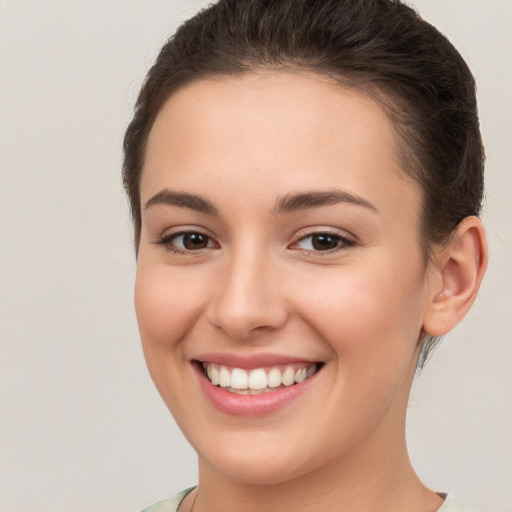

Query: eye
left=292, top=232, right=354, bottom=253
left=156, top=231, right=217, bottom=253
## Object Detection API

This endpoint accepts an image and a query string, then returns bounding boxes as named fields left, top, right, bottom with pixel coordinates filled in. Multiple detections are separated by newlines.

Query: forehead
left=146, top=71, right=397, bottom=163
left=141, top=71, right=419, bottom=217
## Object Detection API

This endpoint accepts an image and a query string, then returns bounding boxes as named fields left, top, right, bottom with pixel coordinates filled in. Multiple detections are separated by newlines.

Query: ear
left=423, top=216, right=488, bottom=337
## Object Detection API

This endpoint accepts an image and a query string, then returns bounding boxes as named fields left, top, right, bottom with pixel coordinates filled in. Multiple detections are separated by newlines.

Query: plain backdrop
left=0, top=1, right=511, bottom=511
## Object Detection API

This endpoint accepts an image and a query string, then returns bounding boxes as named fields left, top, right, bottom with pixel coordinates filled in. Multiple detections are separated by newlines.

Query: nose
left=207, top=248, right=288, bottom=341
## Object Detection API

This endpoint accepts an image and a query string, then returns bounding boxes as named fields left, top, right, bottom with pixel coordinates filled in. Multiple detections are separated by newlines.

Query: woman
left=123, top=1, right=487, bottom=510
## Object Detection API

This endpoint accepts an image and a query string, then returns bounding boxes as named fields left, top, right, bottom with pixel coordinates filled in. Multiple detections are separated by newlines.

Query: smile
left=201, top=362, right=319, bottom=395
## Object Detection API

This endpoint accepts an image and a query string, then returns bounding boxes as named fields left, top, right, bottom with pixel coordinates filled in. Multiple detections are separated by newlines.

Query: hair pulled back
left=123, top=0, right=484, bottom=367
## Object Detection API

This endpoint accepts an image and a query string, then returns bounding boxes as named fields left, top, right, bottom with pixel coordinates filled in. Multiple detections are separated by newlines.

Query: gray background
left=0, top=1, right=510, bottom=511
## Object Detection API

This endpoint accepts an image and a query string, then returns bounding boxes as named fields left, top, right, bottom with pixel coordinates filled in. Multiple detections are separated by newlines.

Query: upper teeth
left=203, top=363, right=317, bottom=391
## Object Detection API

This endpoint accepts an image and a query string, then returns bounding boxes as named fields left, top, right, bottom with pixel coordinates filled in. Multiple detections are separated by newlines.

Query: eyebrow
left=144, top=189, right=218, bottom=215
left=273, top=190, right=379, bottom=214
left=144, top=188, right=378, bottom=216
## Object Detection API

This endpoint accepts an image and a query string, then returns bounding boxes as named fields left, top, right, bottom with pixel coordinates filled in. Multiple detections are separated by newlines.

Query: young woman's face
left=136, top=72, right=435, bottom=484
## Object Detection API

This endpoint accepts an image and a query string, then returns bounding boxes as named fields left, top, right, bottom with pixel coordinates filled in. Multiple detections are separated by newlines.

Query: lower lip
left=194, top=363, right=319, bottom=417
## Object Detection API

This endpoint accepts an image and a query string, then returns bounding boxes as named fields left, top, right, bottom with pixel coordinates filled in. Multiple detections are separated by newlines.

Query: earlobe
left=423, top=216, right=488, bottom=337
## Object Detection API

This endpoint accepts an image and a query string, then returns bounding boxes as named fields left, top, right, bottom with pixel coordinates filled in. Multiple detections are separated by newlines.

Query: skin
left=135, top=72, right=487, bottom=512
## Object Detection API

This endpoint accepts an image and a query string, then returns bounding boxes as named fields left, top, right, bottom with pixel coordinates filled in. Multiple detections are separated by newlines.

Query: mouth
left=197, top=361, right=323, bottom=395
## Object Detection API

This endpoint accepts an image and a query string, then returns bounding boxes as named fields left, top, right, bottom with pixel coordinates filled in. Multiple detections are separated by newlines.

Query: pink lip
left=194, top=352, right=317, bottom=370
left=193, top=359, right=321, bottom=417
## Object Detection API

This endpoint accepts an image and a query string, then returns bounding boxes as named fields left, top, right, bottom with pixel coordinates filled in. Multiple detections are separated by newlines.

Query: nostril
left=208, top=315, right=285, bottom=342
left=207, top=298, right=289, bottom=341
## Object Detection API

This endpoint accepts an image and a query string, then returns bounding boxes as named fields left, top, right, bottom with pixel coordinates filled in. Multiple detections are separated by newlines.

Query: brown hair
left=123, top=0, right=484, bottom=367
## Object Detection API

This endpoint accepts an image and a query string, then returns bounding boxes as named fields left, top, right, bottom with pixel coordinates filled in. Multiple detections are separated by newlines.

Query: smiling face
left=135, top=72, right=435, bottom=485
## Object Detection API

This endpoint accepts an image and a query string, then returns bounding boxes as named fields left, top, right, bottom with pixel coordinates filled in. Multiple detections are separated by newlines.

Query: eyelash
left=154, top=229, right=356, bottom=255
left=290, top=230, right=355, bottom=255
left=154, top=230, right=217, bottom=255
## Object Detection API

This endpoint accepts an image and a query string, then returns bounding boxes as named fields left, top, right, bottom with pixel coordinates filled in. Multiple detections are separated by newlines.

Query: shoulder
left=140, top=488, right=196, bottom=512
left=438, top=494, right=478, bottom=512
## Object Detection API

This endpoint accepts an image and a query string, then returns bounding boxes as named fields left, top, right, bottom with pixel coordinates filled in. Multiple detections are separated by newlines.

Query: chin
left=205, top=455, right=309, bottom=486
left=197, top=434, right=329, bottom=486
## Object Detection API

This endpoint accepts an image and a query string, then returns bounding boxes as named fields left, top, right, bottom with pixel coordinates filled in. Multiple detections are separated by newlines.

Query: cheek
left=134, top=265, right=206, bottom=354
left=294, top=256, right=427, bottom=364
left=134, top=264, right=213, bottom=418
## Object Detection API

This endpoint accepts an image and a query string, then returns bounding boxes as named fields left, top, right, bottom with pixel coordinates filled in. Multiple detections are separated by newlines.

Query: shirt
left=140, top=488, right=476, bottom=512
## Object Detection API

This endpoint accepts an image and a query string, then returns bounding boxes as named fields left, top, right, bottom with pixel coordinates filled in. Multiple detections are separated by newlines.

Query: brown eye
left=293, top=232, right=354, bottom=253
left=156, top=231, right=217, bottom=253
left=311, top=234, right=340, bottom=251
left=181, top=232, right=210, bottom=250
